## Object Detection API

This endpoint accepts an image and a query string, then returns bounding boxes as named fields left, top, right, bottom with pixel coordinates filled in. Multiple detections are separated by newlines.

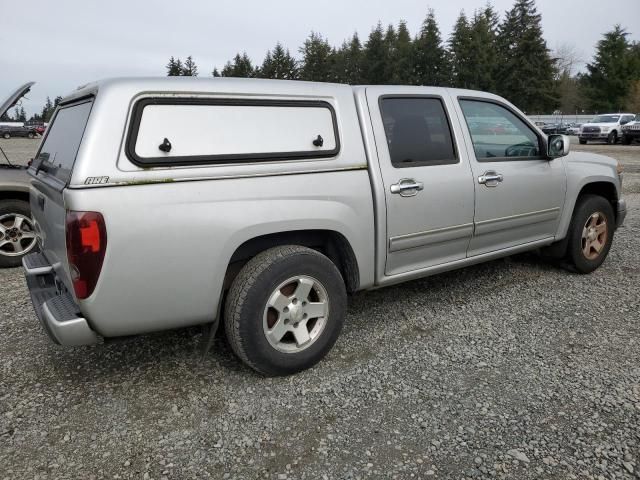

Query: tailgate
left=29, top=99, right=94, bottom=294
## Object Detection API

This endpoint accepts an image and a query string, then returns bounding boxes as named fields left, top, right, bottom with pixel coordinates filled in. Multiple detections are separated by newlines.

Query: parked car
left=541, top=123, right=569, bottom=135
left=566, top=123, right=582, bottom=135
left=579, top=113, right=636, bottom=144
left=621, top=114, right=640, bottom=145
left=0, top=83, right=38, bottom=268
left=0, top=125, right=39, bottom=139
left=23, top=78, right=626, bottom=375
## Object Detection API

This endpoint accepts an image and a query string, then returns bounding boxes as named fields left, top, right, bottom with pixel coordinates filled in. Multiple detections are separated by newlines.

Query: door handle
left=390, top=178, right=424, bottom=197
left=478, top=171, right=504, bottom=187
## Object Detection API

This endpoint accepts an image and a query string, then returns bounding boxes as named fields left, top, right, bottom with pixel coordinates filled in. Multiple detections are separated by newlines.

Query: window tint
left=36, top=100, right=93, bottom=183
left=459, top=100, right=541, bottom=160
left=380, top=97, right=457, bottom=168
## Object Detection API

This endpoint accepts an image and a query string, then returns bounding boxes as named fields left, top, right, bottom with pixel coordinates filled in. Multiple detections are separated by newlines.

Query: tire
left=622, top=135, right=631, bottom=145
left=565, top=195, right=615, bottom=274
left=0, top=199, right=37, bottom=268
left=2, top=132, right=10, bottom=139
left=607, top=131, right=617, bottom=144
left=579, top=138, right=587, bottom=145
left=225, top=245, right=347, bottom=376
left=27, top=132, right=35, bottom=139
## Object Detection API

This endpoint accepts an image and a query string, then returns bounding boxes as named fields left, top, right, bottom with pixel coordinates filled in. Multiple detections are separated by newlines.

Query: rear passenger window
left=127, top=99, right=339, bottom=166
left=380, top=97, right=457, bottom=168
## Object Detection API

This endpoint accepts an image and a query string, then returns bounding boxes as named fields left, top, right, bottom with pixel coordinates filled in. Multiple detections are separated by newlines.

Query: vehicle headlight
left=601, top=127, right=610, bottom=133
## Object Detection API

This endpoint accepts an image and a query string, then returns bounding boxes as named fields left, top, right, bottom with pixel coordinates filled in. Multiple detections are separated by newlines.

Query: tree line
left=166, top=0, right=640, bottom=114
left=1, top=95, right=63, bottom=124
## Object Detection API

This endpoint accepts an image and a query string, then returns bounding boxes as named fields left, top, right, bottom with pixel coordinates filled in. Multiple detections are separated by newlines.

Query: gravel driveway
left=1, top=138, right=639, bottom=479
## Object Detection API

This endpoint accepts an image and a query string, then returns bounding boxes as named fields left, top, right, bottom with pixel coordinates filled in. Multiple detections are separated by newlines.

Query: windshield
left=35, top=99, right=93, bottom=183
left=590, top=115, right=620, bottom=123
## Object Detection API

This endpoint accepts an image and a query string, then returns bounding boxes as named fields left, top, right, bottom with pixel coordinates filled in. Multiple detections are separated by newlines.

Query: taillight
left=65, top=211, right=107, bottom=300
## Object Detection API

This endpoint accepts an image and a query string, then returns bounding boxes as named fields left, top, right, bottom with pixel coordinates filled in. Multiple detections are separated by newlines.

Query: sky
left=1, top=0, right=639, bottom=118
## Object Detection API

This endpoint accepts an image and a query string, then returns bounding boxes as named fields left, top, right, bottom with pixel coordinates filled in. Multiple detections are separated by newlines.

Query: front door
left=366, top=87, right=475, bottom=276
left=453, top=97, right=566, bottom=256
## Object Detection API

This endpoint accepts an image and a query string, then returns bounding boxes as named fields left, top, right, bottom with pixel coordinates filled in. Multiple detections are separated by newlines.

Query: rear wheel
left=225, top=245, right=347, bottom=376
left=27, top=132, right=35, bottom=139
left=566, top=195, right=614, bottom=274
left=0, top=200, right=37, bottom=268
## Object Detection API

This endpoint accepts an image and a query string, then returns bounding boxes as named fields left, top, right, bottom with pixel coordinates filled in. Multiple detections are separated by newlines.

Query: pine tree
left=393, top=21, right=414, bottom=84
left=413, top=10, right=450, bottom=86
left=259, top=43, right=298, bottom=79
left=363, top=23, right=388, bottom=84
left=331, top=33, right=364, bottom=84
left=221, top=53, right=256, bottom=78
left=212, top=67, right=221, bottom=77
left=41, top=97, right=54, bottom=122
left=299, top=32, right=333, bottom=82
left=449, top=11, right=473, bottom=88
left=181, top=56, right=198, bottom=76
left=382, top=24, right=397, bottom=83
left=166, top=56, right=182, bottom=76
left=495, top=0, right=556, bottom=112
left=581, top=26, right=640, bottom=112
left=468, top=5, right=500, bottom=92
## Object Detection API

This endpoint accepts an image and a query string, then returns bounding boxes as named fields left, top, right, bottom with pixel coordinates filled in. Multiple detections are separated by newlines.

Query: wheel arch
left=0, top=190, right=30, bottom=204
left=223, top=229, right=360, bottom=294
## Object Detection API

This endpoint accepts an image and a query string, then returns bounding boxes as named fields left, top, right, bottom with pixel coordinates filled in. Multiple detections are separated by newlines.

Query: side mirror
left=547, top=134, right=570, bottom=159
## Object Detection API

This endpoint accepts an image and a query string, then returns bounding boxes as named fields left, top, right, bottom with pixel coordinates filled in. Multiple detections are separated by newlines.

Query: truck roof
left=61, top=77, right=502, bottom=105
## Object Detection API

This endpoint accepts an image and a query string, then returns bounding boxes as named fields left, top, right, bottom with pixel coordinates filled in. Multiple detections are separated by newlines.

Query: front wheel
left=27, top=132, right=35, bottom=139
left=579, top=138, right=587, bottom=145
left=2, top=132, right=10, bottom=139
left=224, top=245, right=347, bottom=376
left=621, top=135, right=631, bottom=145
left=607, top=131, right=617, bottom=144
left=566, top=195, right=615, bottom=274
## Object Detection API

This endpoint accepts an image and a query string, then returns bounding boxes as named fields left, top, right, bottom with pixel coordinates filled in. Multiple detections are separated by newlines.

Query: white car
left=579, top=113, right=636, bottom=144
left=566, top=124, right=582, bottom=136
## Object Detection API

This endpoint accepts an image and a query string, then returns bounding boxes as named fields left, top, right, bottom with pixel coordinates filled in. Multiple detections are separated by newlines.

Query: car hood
left=582, top=122, right=618, bottom=128
left=0, top=82, right=35, bottom=120
left=566, top=150, right=617, bottom=169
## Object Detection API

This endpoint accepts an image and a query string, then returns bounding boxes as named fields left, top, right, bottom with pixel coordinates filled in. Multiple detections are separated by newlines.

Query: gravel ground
left=1, top=138, right=639, bottom=479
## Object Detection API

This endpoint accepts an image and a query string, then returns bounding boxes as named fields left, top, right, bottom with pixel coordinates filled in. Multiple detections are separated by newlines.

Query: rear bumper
left=22, top=252, right=98, bottom=346
left=616, top=199, right=627, bottom=229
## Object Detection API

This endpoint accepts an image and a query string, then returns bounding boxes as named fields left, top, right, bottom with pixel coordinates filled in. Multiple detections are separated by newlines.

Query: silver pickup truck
left=22, top=78, right=626, bottom=375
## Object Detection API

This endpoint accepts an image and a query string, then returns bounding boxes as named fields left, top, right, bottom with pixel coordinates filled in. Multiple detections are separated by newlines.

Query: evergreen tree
left=468, top=5, right=500, bottom=92
left=581, top=26, right=640, bottom=112
left=413, top=10, right=450, bottom=86
left=299, top=32, right=333, bottom=82
left=363, top=23, right=388, bottom=84
left=181, top=56, right=198, bottom=76
left=41, top=97, right=54, bottom=122
left=259, top=43, right=298, bottom=79
left=393, top=21, right=414, bottom=84
left=382, top=24, right=398, bottom=83
left=221, top=53, right=256, bottom=78
left=449, top=11, right=473, bottom=88
left=331, top=33, right=364, bottom=84
left=212, top=67, right=221, bottom=77
left=166, top=56, right=182, bottom=76
left=495, top=0, right=556, bottom=112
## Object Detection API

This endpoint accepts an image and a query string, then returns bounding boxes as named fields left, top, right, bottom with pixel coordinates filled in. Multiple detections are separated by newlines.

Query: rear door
left=29, top=99, right=93, bottom=291
left=453, top=96, right=566, bottom=256
left=366, top=87, right=475, bottom=276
